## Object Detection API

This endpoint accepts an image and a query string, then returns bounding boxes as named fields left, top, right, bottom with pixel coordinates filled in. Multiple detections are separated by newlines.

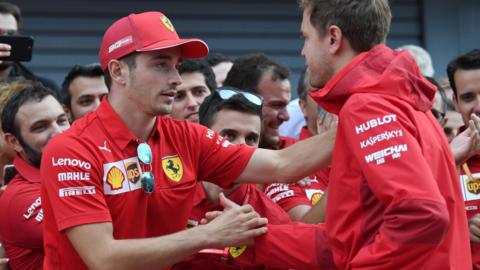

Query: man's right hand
left=469, top=214, right=480, bottom=242
left=199, top=192, right=268, bottom=248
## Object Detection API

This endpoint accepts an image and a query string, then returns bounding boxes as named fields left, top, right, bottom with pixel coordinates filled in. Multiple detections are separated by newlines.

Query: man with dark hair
left=174, top=87, right=292, bottom=269
left=0, top=2, right=60, bottom=93
left=205, top=53, right=233, bottom=87
left=40, top=11, right=334, bottom=270
left=224, top=53, right=293, bottom=150
left=447, top=48, right=480, bottom=269
left=0, top=79, right=69, bottom=270
left=170, top=59, right=216, bottom=123
left=61, top=64, right=108, bottom=122
left=263, top=0, right=470, bottom=268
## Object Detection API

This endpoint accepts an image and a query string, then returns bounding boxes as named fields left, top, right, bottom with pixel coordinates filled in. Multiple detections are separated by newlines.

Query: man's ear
left=107, top=60, right=128, bottom=86
left=4, top=133, right=22, bottom=153
left=327, top=25, right=343, bottom=54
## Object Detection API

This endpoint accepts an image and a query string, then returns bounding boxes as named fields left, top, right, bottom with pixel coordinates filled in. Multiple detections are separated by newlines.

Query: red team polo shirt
left=0, top=157, right=44, bottom=270
left=40, top=99, right=255, bottom=270
left=459, top=152, right=480, bottom=268
left=265, top=133, right=329, bottom=214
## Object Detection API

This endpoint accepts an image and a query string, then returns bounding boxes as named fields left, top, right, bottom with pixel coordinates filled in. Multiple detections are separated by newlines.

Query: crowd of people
left=0, top=0, right=479, bottom=269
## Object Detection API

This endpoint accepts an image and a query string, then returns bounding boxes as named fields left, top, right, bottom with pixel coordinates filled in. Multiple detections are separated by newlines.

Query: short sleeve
left=40, top=135, right=111, bottom=231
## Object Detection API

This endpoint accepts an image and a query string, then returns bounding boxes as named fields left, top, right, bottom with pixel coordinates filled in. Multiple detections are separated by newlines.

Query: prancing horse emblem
left=161, top=155, right=183, bottom=182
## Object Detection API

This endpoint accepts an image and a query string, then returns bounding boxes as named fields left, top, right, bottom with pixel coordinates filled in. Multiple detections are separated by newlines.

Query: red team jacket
left=252, top=45, right=471, bottom=269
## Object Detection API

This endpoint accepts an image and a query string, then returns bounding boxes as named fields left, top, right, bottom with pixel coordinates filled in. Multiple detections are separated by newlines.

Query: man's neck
left=107, top=92, right=156, bottom=142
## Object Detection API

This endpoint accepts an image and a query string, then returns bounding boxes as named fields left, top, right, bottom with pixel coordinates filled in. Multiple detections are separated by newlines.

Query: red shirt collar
left=95, top=98, right=160, bottom=150
left=13, top=156, right=40, bottom=183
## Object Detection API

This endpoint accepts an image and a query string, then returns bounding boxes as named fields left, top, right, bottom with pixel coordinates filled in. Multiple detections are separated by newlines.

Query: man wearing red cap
left=40, top=12, right=335, bottom=270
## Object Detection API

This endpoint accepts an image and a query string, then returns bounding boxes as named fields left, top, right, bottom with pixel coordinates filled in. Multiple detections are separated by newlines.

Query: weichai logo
left=467, top=178, right=480, bottom=195
left=106, top=166, right=125, bottom=190
left=125, top=162, right=140, bottom=184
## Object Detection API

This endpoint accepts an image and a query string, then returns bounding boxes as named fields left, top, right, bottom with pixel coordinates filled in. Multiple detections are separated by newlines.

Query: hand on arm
left=66, top=193, right=267, bottom=270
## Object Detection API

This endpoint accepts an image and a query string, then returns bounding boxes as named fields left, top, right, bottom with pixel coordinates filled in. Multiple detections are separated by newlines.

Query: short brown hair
left=298, top=0, right=391, bottom=52
left=0, top=2, right=22, bottom=26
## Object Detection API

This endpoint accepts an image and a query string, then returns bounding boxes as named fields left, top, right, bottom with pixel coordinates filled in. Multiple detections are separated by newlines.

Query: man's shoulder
left=157, top=117, right=208, bottom=140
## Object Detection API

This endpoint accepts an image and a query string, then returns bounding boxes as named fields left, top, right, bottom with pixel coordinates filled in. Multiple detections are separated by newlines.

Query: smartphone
left=0, top=35, right=34, bottom=62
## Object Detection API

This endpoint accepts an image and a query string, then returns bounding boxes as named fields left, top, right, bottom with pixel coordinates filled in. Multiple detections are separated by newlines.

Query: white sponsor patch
left=459, top=172, right=480, bottom=203
left=305, top=189, right=323, bottom=201
left=52, top=158, right=91, bottom=170
left=360, top=129, right=404, bottom=149
left=108, top=36, right=133, bottom=53
left=103, top=157, right=142, bottom=195
left=23, top=197, right=41, bottom=219
left=355, top=114, right=397, bottom=134
left=59, top=186, right=96, bottom=197
left=364, top=144, right=407, bottom=165
left=271, top=190, right=294, bottom=203
left=58, top=172, right=90, bottom=181
left=266, top=184, right=289, bottom=198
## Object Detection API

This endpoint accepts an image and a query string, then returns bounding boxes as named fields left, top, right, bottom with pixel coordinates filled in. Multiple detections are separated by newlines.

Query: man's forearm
left=67, top=223, right=212, bottom=270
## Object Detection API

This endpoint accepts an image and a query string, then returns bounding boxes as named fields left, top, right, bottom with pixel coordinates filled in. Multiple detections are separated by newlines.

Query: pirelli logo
left=59, top=186, right=96, bottom=197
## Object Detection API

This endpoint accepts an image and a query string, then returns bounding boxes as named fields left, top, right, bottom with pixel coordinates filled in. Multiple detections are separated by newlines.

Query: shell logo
left=311, top=193, right=322, bottom=205
left=106, top=166, right=125, bottom=190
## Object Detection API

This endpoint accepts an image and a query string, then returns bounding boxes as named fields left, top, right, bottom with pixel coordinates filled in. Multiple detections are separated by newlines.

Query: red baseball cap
left=99, top=11, right=209, bottom=70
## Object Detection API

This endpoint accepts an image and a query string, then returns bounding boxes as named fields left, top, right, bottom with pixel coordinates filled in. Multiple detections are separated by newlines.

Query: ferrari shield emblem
left=160, top=16, right=175, bottom=32
left=229, top=246, right=247, bottom=258
left=162, top=155, right=183, bottom=182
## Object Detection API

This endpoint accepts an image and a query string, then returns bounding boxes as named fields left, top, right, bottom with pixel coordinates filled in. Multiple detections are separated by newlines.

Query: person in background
left=170, top=59, right=216, bottom=123
left=0, top=79, right=69, bottom=270
left=61, top=64, right=108, bottom=122
left=205, top=53, right=233, bottom=87
left=0, top=2, right=60, bottom=94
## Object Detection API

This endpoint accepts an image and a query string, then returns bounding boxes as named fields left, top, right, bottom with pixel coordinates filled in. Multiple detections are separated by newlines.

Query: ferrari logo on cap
left=161, top=16, right=175, bottom=32
left=106, top=166, right=125, bottom=190
left=162, top=155, right=183, bottom=182
left=229, top=246, right=247, bottom=258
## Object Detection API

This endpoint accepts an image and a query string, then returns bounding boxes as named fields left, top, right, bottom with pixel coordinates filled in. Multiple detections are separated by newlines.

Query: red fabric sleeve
left=40, top=135, right=112, bottom=231
left=253, top=223, right=335, bottom=270
left=340, top=94, right=449, bottom=269
left=264, top=184, right=311, bottom=212
left=195, top=126, right=255, bottom=189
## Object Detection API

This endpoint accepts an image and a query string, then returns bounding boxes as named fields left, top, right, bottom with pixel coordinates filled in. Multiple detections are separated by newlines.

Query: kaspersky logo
left=106, top=166, right=125, bottom=190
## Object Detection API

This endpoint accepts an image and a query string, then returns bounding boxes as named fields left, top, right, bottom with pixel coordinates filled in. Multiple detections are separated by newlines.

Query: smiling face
left=170, top=71, right=211, bottom=123
left=453, top=68, right=480, bottom=125
left=12, top=95, right=70, bottom=167
left=257, top=71, right=291, bottom=149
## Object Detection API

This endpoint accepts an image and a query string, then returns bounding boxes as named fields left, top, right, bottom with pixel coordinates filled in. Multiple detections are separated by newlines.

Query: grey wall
left=16, top=0, right=421, bottom=97
left=423, top=0, right=480, bottom=78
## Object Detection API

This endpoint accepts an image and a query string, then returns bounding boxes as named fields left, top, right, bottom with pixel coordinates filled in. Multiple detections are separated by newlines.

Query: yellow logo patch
left=162, top=155, right=183, bottom=182
left=311, top=192, right=322, bottom=205
left=467, top=178, right=480, bottom=195
left=125, top=161, right=141, bottom=184
left=160, top=16, right=175, bottom=32
left=106, top=166, right=125, bottom=190
left=229, top=246, right=247, bottom=258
